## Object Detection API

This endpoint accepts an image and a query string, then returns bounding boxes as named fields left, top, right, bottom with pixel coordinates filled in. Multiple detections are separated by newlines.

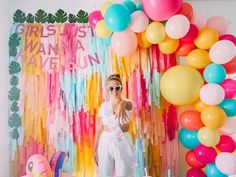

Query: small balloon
left=223, top=56, right=236, bottom=74
left=179, top=128, right=200, bottom=149
left=146, top=22, right=166, bottom=44
left=220, top=79, right=236, bottom=98
left=179, top=110, right=204, bottom=130
left=123, top=0, right=137, bottom=14
left=130, top=11, right=149, bottom=33
left=181, top=24, right=199, bottom=43
left=198, top=127, right=220, bottom=147
left=159, top=36, right=179, bottom=54
left=216, top=135, right=236, bottom=153
left=185, top=150, right=206, bottom=168
left=209, top=40, right=236, bottom=64
left=216, top=153, right=236, bottom=175
left=89, top=10, right=103, bottom=28
left=219, top=99, right=236, bottom=117
left=219, top=34, right=236, bottom=45
left=187, top=49, right=211, bottom=69
left=194, top=145, right=217, bottom=164
left=186, top=168, right=206, bottom=177
left=203, top=64, right=226, bottom=84
left=177, top=2, right=193, bottom=20
left=206, top=163, right=228, bottom=177
left=207, top=16, right=229, bottom=35
left=220, top=117, right=236, bottom=135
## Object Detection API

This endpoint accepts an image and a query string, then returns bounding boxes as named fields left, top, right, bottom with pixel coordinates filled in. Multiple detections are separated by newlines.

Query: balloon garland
left=90, top=0, right=236, bottom=176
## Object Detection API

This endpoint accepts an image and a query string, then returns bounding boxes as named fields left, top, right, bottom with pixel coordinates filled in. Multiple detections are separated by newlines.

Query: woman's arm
left=93, top=116, right=103, bottom=165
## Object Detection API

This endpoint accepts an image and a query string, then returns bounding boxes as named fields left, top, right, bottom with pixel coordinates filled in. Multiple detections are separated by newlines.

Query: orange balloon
left=177, top=2, right=193, bottom=20
left=194, top=99, right=209, bottom=112
left=137, top=31, right=152, bottom=48
left=176, top=41, right=195, bottom=56
left=179, top=110, right=204, bottom=130
left=194, top=28, right=219, bottom=49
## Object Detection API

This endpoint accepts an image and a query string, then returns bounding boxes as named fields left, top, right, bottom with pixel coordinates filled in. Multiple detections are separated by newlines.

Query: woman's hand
left=115, top=100, right=129, bottom=125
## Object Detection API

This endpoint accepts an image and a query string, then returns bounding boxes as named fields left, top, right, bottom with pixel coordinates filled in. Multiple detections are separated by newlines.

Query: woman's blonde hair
left=106, top=74, right=122, bottom=85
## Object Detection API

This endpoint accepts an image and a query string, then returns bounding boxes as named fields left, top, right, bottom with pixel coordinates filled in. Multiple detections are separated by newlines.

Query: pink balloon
left=186, top=168, right=206, bottom=177
left=141, top=0, right=183, bottom=21
left=209, top=40, right=236, bottom=64
left=220, top=117, right=236, bottom=135
left=89, top=10, right=103, bottom=28
left=181, top=24, right=199, bottom=43
left=194, top=145, right=217, bottom=164
left=216, top=135, right=236, bottom=153
left=111, top=29, right=137, bottom=56
left=165, top=14, right=190, bottom=39
left=199, top=83, right=225, bottom=105
left=191, top=12, right=207, bottom=29
left=177, top=2, right=193, bottom=20
left=220, top=79, right=236, bottom=98
left=216, top=152, right=236, bottom=175
left=207, top=16, right=229, bottom=35
left=130, top=11, right=149, bottom=33
left=220, top=34, right=236, bottom=46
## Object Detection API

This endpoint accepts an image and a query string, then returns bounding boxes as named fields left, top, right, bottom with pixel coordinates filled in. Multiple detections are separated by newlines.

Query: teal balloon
left=123, top=0, right=137, bottom=14
left=206, top=164, right=227, bottom=177
left=137, top=3, right=143, bottom=11
left=219, top=99, right=236, bottom=117
left=104, top=4, right=131, bottom=32
left=203, top=64, right=226, bottom=83
left=179, top=128, right=200, bottom=149
left=102, top=34, right=112, bottom=46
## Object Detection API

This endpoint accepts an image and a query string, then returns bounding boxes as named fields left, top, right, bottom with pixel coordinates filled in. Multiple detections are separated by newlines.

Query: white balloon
left=209, top=40, right=236, bottom=64
left=165, top=14, right=190, bottom=39
left=220, top=117, right=236, bottom=135
left=216, top=153, right=236, bottom=175
left=200, top=83, right=225, bottom=105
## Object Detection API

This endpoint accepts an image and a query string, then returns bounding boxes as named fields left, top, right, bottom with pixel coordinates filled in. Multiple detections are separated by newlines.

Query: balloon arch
left=90, top=0, right=236, bottom=176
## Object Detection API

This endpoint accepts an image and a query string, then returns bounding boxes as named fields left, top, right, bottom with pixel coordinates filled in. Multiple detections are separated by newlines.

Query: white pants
left=98, top=132, right=135, bottom=177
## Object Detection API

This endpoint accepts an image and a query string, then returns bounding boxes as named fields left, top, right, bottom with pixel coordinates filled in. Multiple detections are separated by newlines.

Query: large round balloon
left=216, top=153, right=236, bottom=175
left=160, top=65, right=204, bottom=106
left=141, top=0, right=183, bottom=21
left=111, top=29, right=137, bottom=57
left=104, top=3, right=131, bottom=32
left=179, top=128, right=200, bottom=149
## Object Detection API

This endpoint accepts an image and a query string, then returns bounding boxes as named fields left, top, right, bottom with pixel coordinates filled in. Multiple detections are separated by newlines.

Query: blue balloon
left=123, top=0, right=137, bottom=14
left=206, top=164, right=227, bottom=177
left=179, top=128, right=200, bottom=149
left=104, top=4, right=131, bottom=32
left=219, top=99, right=236, bottom=117
left=203, top=63, right=226, bottom=83
left=137, top=3, right=143, bottom=11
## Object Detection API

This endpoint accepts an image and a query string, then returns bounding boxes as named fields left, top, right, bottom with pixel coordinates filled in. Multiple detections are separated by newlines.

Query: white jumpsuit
left=97, top=101, right=135, bottom=177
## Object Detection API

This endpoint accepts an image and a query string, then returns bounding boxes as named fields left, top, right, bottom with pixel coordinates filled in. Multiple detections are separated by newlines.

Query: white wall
left=0, top=0, right=235, bottom=176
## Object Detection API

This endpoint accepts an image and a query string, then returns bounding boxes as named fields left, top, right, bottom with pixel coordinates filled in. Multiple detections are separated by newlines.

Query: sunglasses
left=108, top=85, right=122, bottom=92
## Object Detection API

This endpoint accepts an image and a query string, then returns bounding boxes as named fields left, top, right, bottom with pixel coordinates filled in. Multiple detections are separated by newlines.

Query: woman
left=93, top=74, right=136, bottom=177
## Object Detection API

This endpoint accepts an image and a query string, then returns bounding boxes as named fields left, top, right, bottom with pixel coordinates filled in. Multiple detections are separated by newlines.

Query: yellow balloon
left=194, top=28, right=219, bottom=50
left=101, top=1, right=113, bottom=16
left=159, top=36, right=179, bottom=54
left=194, top=99, right=209, bottom=112
left=95, top=20, right=112, bottom=39
left=201, top=106, right=226, bottom=128
left=160, top=65, right=204, bottom=106
left=198, top=127, right=220, bottom=147
left=187, top=49, right=212, bottom=69
left=146, top=22, right=166, bottom=44
left=137, top=31, right=152, bottom=48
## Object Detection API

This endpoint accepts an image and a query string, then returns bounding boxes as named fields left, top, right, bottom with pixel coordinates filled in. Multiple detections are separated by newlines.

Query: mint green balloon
left=203, top=64, right=226, bottom=83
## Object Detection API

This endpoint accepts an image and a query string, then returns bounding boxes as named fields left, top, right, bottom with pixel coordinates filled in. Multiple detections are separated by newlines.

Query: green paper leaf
left=26, top=13, right=34, bottom=23
left=8, top=86, right=20, bottom=101
left=76, top=10, right=88, bottom=23
left=9, top=48, right=17, bottom=57
left=10, top=128, right=20, bottom=139
left=8, top=113, right=21, bottom=128
left=9, top=61, right=21, bottom=75
left=13, top=9, right=26, bottom=23
left=47, top=13, right=56, bottom=23
left=11, top=102, right=19, bottom=112
left=8, top=33, right=21, bottom=48
left=68, top=14, right=77, bottom=23
left=10, top=76, right=19, bottom=86
left=35, top=9, right=48, bottom=23
left=55, top=9, right=67, bottom=23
